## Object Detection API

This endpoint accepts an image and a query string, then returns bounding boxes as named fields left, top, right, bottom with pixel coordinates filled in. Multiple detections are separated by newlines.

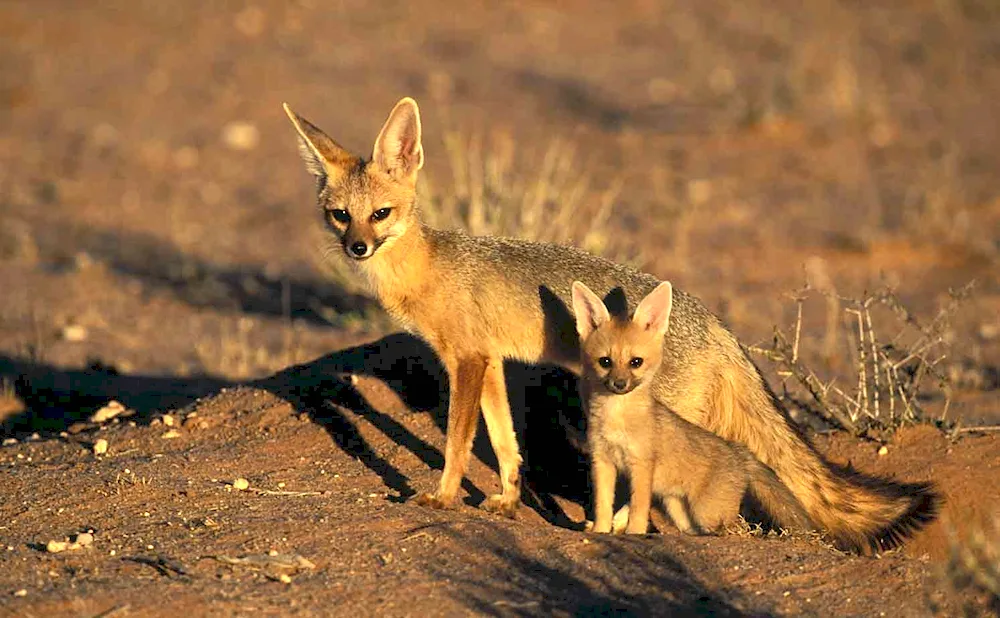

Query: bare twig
left=865, top=305, right=881, bottom=420
left=792, top=296, right=804, bottom=364
left=954, top=425, right=1000, bottom=434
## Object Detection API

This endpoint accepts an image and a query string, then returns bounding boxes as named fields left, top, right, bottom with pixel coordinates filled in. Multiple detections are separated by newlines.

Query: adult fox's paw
left=481, top=494, right=519, bottom=519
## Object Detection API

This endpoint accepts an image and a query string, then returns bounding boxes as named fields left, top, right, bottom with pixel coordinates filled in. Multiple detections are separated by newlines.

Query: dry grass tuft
left=193, top=317, right=307, bottom=381
left=419, top=128, right=630, bottom=264
left=750, top=280, right=974, bottom=435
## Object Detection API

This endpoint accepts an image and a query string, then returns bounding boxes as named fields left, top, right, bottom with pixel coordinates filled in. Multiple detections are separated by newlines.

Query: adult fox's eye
left=330, top=209, right=351, bottom=224
left=598, top=357, right=612, bottom=369
left=371, top=207, right=392, bottom=221
left=629, top=357, right=644, bottom=369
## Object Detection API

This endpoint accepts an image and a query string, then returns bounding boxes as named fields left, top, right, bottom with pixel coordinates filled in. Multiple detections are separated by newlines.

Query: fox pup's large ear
left=283, top=103, right=358, bottom=184
left=632, top=282, right=673, bottom=337
left=572, top=281, right=611, bottom=341
left=372, top=97, right=424, bottom=186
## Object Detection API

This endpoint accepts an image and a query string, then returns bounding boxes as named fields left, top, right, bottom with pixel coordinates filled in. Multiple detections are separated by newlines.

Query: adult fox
left=283, top=97, right=938, bottom=552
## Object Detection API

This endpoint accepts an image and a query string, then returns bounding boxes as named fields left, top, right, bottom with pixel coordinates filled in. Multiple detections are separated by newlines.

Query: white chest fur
left=591, top=391, right=651, bottom=467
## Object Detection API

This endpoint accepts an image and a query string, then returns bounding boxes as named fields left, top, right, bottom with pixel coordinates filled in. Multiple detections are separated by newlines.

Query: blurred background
left=1, top=0, right=997, bottom=430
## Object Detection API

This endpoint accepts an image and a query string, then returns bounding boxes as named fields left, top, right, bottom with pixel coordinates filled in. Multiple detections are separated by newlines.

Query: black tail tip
left=866, top=481, right=942, bottom=553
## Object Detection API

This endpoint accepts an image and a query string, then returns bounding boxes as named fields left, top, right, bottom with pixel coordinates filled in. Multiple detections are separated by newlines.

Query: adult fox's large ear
left=632, top=282, right=673, bottom=337
left=372, top=97, right=424, bottom=186
left=572, top=281, right=611, bottom=341
left=283, top=103, right=359, bottom=184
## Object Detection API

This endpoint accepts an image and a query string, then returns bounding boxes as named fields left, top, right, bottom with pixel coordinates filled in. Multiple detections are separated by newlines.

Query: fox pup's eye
left=329, top=209, right=351, bottom=224
left=371, top=207, right=392, bottom=222
left=629, top=357, right=644, bottom=369
left=597, top=357, right=612, bottom=369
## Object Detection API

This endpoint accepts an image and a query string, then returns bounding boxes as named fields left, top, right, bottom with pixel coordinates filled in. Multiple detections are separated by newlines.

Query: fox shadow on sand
left=255, top=331, right=596, bottom=527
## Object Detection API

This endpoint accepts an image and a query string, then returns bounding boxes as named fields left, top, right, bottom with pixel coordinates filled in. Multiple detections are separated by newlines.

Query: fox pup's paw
left=481, top=494, right=519, bottom=519
left=611, top=506, right=630, bottom=535
left=413, top=492, right=454, bottom=510
left=584, top=520, right=612, bottom=533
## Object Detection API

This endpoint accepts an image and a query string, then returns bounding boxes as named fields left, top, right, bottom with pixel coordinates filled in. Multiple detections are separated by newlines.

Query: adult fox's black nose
left=350, top=241, right=368, bottom=257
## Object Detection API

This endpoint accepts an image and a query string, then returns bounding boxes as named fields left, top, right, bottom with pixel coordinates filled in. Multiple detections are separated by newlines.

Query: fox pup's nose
left=609, top=378, right=629, bottom=394
left=349, top=241, right=369, bottom=258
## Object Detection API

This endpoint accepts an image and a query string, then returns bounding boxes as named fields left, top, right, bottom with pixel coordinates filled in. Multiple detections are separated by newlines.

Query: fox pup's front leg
left=415, top=354, right=487, bottom=508
left=590, top=450, right=617, bottom=533
left=625, top=459, right=654, bottom=534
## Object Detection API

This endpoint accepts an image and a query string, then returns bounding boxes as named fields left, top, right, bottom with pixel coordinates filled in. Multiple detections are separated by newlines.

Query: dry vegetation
left=750, top=278, right=976, bottom=437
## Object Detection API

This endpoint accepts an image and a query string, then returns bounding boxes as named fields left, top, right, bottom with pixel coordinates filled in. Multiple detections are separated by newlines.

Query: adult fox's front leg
left=416, top=354, right=487, bottom=508
left=479, top=358, right=522, bottom=517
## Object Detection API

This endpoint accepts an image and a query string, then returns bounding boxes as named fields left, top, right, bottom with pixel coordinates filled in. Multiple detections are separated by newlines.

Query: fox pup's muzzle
left=605, top=378, right=635, bottom=395
left=349, top=241, right=369, bottom=258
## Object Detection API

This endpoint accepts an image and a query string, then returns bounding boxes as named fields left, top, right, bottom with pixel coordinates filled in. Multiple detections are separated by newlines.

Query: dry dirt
left=1, top=1, right=999, bottom=616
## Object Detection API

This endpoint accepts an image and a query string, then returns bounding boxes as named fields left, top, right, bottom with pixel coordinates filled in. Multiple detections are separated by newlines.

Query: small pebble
left=61, top=324, right=88, bottom=342
left=161, top=430, right=181, bottom=439
left=93, top=439, right=109, bottom=456
left=278, top=573, right=292, bottom=584
left=162, top=414, right=175, bottom=427
left=90, top=400, right=126, bottom=423
left=46, top=540, right=71, bottom=553
left=12, top=589, right=27, bottom=597
left=75, top=532, right=94, bottom=546
left=2, top=438, right=17, bottom=446
left=233, top=477, right=250, bottom=491
left=877, top=445, right=888, bottom=456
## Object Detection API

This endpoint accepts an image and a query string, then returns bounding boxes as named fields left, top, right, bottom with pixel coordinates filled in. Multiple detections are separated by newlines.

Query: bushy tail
left=707, top=335, right=941, bottom=552
left=746, top=458, right=814, bottom=533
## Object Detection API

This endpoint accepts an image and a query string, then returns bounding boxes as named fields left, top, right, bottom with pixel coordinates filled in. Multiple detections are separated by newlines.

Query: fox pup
left=283, top=96, right=938, bottom=551
left=573, top=281, right=812, bottom=535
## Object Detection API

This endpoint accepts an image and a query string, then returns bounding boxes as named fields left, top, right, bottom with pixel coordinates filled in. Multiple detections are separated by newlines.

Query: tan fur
left=283, top=97, right=939, bottom=549
left=573, top=282, right=812, bottom=535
